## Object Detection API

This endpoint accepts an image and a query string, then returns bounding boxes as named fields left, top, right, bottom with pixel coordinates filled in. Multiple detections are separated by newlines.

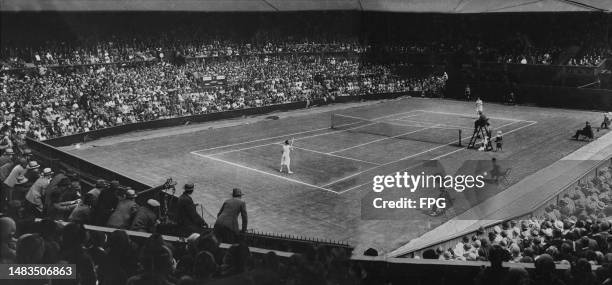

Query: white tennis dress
left=476, top=99, right=483, bottom=114
left=281, top=144, right=291, bottom=165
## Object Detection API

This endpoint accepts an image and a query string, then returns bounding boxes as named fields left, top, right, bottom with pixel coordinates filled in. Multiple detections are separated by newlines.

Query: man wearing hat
left=107, top=187, right=139, bottom=229
left=24, top=161, right=40, bottom=185
left=214, top=188, right=248, bottom=243
left=24, top=168, right=53, bottom=218
left=177, top=183, right=208, bottom=235
left=130, top=199, right=160, bottom=233
left=87, top=179, right=107, bottom=206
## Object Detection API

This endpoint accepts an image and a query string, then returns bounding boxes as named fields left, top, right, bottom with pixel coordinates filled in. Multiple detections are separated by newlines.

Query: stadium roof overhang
left=1, top=0, right=611, bottom=12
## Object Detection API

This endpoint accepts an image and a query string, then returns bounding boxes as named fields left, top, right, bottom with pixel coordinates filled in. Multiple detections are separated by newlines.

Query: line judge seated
left=573, top=121, right=594, bottom=140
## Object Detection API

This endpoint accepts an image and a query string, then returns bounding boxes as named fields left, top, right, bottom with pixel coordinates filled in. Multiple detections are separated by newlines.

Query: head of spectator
left=26, top=160, right=40, bottom=170
left=3, top=148, right=13, bottom=157
left=193, top=250, right=217, bottom=280
left=16, top=233, right=45, bottom=264
left=184, top=183, right=194, bottom=195
left=41, top=168, right=53, bottom=178
left=0, top=216, right=17, bottom=262
left=232, top=188, right=243, bottom=199
left=222, top=242, right=251, bottom=275
left=61, top=223, right=87, bottom=251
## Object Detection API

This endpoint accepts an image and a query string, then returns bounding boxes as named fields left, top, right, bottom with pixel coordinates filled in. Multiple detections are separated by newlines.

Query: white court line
left=418, top=110, right=528, bottom=122
left=274, top=144, right=381, bottom=165
left=193, top=110, right=424, bottom=155
left=329, top=126, right=433, bottom=154
left=191, top=151, right=338, bottom=194
left=335, top=120, right=538, bottom=194
left=323, top=120, right=522, bottom=189
left=195, top=127, right=330, bottom=152
left=391, top=119, right=471, bottom=129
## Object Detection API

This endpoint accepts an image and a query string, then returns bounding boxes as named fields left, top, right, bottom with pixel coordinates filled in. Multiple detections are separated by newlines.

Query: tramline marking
left=417, top=110, right=529, bottom=122
left=323, top=120, right=523, bottom=189
left=335, top=121, right=538, bottom=194
left=191, top=152, right=338, bottom=193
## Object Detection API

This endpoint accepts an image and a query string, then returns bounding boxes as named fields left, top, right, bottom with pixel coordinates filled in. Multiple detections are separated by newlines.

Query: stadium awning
left=1, top=0, right=610, bottom=12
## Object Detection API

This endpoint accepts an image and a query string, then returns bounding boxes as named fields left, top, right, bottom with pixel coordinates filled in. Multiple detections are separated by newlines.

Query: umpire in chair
left=176, top=183, right=208, bottom=235
left=474, top=111, right=490, bottom=136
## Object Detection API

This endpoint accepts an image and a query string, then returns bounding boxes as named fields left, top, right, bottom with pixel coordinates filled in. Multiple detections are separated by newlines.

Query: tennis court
left=191, top=109, right=536, bottom=194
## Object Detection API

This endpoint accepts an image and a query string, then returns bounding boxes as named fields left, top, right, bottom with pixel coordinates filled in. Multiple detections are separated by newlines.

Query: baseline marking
left=191, top=151, right=338, bottom=194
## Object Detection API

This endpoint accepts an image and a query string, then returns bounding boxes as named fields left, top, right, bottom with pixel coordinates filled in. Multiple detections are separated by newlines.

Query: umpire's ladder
left=468, top=125, right=492, bottom=150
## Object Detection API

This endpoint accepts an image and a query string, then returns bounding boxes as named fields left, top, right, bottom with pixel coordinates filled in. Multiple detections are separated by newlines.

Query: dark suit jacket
left=215, top=198, right=247, bottom=233
left=177, top=193, right=206, bottom=227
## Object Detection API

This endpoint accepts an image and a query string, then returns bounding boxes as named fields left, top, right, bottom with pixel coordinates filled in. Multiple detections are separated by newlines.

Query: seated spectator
left=0, top=216, right=16, bottom=263
left=130, top=199, right=160, bottom=233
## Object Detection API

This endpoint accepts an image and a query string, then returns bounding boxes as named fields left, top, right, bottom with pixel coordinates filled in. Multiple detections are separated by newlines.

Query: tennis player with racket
left=280, top=138, right=294, bottom=174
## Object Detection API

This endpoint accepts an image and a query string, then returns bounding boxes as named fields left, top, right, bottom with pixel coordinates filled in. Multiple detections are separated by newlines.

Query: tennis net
left=330, top=113, right=464, bottom=146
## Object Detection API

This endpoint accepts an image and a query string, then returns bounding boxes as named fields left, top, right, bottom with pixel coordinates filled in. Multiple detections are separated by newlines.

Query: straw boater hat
left=42, top=168, right=53, bottom=176
left=27, top=161, right=40, bottom=169
left=147, top=199, right=160, bottom=207
left=15, top=175, right=28, bottom=185
left=4, top=148, right=13, bottom=155
left=126, top=188, right=137, bottom=199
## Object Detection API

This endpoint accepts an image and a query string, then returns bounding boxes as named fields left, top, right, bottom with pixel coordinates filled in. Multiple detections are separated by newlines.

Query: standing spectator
left=130, top=199, right=160, bottom=233
left=176, top=183, right=207, bottom=235
left=87, top=179, right=107, bottom=206
left=107, top=188, right=139, bottom=229
left=3, top=157, right=27, bottom=202
left=24, top=167, right=53, bottom=218
left=68, top=193, right=95, bottom=224
left=94, top=180, right=120, bottom=226
left=214, top=188, right=248, bottom=244
left=99, top=230, right=138, bottom=285
left=24, top=160, right=40, bottom=186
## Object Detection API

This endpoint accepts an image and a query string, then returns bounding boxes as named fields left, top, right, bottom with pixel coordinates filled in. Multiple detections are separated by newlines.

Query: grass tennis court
left=191, top=109, right=535, bottom=194
left=63, top=97, right=606, bottom=253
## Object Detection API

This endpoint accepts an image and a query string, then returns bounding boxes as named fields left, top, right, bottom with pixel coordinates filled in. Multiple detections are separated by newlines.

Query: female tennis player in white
left=476, top=97, right=483, bottom=116
left=280, top=139, right=294, bottom=174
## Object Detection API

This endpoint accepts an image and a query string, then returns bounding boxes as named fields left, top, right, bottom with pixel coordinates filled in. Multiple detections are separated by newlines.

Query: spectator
left=94, top=180, right=120, bottom=226
left=68, top=192, right=95, bottom=224
left=106, top=188, right=139, bottom=229
left=0, top=216, right=16, bottom=263
left=214, top=188, right=248, bottom=244
left=130, top=199, right=160, bottom=233
left=176, top=183, right=207, bottom=235
left=24, top=167, right=53, bottom=218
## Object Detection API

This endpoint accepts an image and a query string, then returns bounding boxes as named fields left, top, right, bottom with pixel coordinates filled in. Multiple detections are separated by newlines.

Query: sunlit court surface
left=63, top=96, right=606, bottom=252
